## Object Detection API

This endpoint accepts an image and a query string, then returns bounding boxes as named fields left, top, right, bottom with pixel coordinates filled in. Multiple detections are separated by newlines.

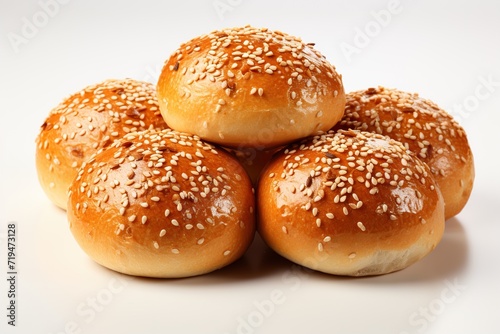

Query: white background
left=1, top=0, right=500, bottom=333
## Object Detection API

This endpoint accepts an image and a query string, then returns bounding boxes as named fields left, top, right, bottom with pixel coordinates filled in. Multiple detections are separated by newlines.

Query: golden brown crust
left=157, top=25, right=346, bottom=148
left=257, top=130, right=445, bottom=276
left=67, top=129, right=255, bottom=278
left=334, top=87, right=474, bottom=219
left=35, top=79, right=168, bottom=209
left=224, top=146, right=280, bottom=186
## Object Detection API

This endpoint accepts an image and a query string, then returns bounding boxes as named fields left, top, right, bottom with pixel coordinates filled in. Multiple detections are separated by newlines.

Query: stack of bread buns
left=36, top=25, right=474, bottom=277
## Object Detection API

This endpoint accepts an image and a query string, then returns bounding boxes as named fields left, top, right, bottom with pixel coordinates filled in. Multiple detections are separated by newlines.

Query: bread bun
left=225, top=146, right=279, bottom=185
left=257, top=130, right=445, bottom=276
left=334, top=87, right=474, bottom=219
left=67, top=129, right=256, bottom=278
left=157, top=25, right=346, bottom=148
left=35, top=79, right=168, bottom=210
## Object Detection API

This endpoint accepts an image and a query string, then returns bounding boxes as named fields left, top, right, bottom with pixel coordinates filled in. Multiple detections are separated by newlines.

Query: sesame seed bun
left=334, top=87, right=475, bottom=219
left=225, top=146, right=280, bottom=185
left=35, top=79, right=168, bottom=210
left=257, top=130, right=445, bottom=276
left=67, top=129, right=255, bottom=278
left=157, top=25, right=346, bottom=148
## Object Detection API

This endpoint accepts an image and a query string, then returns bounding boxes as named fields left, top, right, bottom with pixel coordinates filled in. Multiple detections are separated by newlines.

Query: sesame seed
left=159, top=229, right=166, bottom=237
left=305, top=176, right=313, bottom=187
left=223, top=250, right=231, bottom=256
left=357, top=222, right=366, bottom=231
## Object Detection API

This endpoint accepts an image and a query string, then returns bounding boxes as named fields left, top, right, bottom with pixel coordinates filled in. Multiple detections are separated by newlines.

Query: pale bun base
left=36, top=157, right=70, bottom=209
left=260, top=222, right=443, bottom=277
left=431, top=150, right=474, bottom=220
left=71, top=214, right=254, bottom=278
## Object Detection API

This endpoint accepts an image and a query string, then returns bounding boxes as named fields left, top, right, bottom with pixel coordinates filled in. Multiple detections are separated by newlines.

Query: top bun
left=35, top=78, right=168, bottom=210
left=157, top=25, right=346, bottom=148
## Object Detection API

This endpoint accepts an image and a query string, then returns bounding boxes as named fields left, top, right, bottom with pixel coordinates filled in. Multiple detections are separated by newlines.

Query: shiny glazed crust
left=335, top=87, right=474, bottom=219
left=258, top=130, right=445, bottom=276
left=157, top=25, right=346, bottom=148
left=67, top=129, right=255, bottom=278
left=36, top=79, right=168, bottom=209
